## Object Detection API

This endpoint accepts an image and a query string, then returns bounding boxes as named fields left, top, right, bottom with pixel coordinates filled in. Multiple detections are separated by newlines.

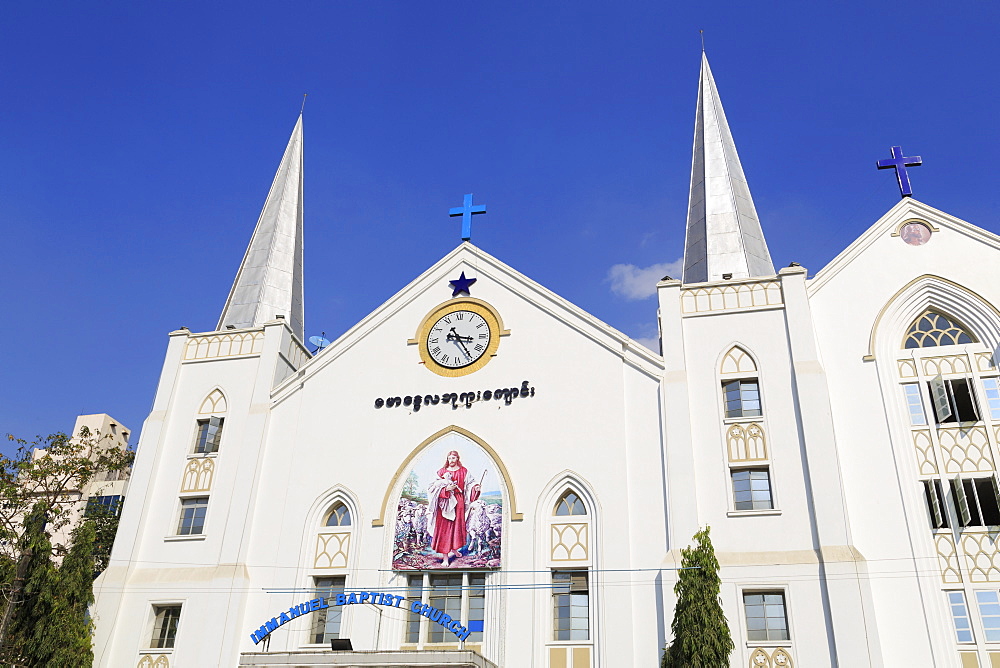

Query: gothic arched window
left=554, top=491, right=587, bottom=516
left=903, top=310, right=976, bottom=349
left=325, top=502, right=352, bottom=527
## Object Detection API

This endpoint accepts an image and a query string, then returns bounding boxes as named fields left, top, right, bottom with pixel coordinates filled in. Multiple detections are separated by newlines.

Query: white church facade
left=93, top=54, right=1000, bottom=668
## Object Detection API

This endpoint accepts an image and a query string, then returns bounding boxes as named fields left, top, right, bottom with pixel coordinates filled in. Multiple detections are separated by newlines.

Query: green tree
left=663, top=526, right=734, bottom=668
left=87, top=502, right=121, bottom=575
left=402, top=471, right=420, bottom=499
left=4, top=502, right=57, bottom=665
left=0, top=427, right=133, bottom=662
left=32, top=521, right=97, bottom=667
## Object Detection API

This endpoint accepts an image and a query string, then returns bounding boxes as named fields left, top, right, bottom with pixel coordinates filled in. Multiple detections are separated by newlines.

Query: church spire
left=218, top=114, right=305, bottom=340
left=682, top=52, right=774, bottom=284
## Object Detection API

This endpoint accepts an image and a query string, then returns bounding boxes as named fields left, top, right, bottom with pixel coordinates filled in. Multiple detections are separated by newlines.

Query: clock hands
left=447, top=327, right=473, bottom=357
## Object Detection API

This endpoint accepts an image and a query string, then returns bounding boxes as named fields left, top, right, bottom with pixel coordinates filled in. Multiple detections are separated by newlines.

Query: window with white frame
left=948, top=591, right=975, bottom=643
left=902, top=384, right=928, bottom=426
left=928, top=377, right=980, bottom=424
left=405, top=574, right=423, bottom=643
left=951, top=476, right=1000, bottom=527
left=150, top=605, right=182, bottom=649
left=975, top=590, right=1000, bottom=642
left=311, top=576, right=346, bottom=643
left=723, top=379, right=762, bottom=418
left=176, top=497, right=208, bottom=535
left=194, top=417, right=224, bottom=454
left=552, top=570, right=589, bottom=641
left=922, top=479, right=949, bottom=529
left=982, top=378, right=1000, bottom=421
left=731, top=469, right=773, bottom=511
left=404, top=572, right=485, bottom=644
left=743, top=591, right=789, bottom=642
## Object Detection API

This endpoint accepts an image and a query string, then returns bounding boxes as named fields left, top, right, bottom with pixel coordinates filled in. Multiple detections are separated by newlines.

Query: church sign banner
left=250, top=591, right=474, bottom=645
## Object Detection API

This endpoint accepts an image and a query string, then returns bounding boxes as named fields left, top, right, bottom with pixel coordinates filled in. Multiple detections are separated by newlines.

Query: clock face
left=426, top=310, right=491, bottom=368
left=416, top=298, right=504, bottom=377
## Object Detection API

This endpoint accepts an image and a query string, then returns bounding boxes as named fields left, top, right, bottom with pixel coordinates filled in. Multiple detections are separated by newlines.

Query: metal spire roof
left=682, top=52, right=774, bottom=284
left=218, top=114, right=305, bottom=339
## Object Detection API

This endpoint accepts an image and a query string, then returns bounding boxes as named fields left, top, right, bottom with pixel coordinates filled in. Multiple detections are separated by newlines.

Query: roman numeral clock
left=413, top=297, right=507, bottom=378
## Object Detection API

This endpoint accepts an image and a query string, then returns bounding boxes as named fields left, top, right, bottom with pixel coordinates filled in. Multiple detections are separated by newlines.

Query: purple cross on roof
left=877, top=146, right=922, bottom=198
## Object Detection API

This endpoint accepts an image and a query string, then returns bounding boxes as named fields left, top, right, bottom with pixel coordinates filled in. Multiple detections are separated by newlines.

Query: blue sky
left=1, top=2, right=998, bottom=446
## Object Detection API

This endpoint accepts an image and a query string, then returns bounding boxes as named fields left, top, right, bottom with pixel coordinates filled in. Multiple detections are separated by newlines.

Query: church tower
left=682, top=52, right=774, bottom=283
left=218, top=114, right=305, bottom=341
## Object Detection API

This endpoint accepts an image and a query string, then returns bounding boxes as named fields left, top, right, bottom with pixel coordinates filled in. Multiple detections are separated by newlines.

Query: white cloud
left=607, top=258, right=683, bottom=301
left=633, top=336, right=660, bottom=352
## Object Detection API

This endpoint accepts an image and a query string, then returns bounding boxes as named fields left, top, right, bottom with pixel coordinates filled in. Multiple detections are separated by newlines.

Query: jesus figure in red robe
left=427, top=450, right=469, bottom=567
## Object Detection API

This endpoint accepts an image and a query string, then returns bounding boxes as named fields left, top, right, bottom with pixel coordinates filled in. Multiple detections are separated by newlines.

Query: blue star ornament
left=449, top=272, right=477, bottom=297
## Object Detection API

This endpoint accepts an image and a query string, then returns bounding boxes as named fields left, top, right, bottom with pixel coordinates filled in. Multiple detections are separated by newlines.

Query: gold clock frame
left=411, top=298, right=509, bottom=377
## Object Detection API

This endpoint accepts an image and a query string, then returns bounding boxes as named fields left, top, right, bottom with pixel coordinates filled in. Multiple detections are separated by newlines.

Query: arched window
left=325, top=502, right=352, bottom=527
left=903, top=310, right=976, bottom=349
left=194, top=389, right=227, bottom=454
left=554, top=491, right=587, bottom=516
left=547, top=484, right=594, bottom=646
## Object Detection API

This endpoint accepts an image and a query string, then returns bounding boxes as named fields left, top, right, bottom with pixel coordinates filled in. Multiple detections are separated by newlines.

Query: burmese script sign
left=250, top=590, right=475, bottom=645
left=374, top=380, right=536, bottom=411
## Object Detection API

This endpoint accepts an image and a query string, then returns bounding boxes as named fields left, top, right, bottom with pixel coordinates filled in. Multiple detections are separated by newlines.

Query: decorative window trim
left=866, top=274, right=1000, bottom=361
left=163, top=534, right=206, bottom=542
left=554, top=490, right=587, bottom=517
left=304, top=487, right=360, bottom=574
left=324, top=502, right=353, bottom=527
left=900, top=308, right=979, bottom=350
left=890, top=217, right=940, bottom=237
left=542, top=479, right=597, bottom=567
left=727, top=509, right=782, bottom=518
left=719, top=345, right=759, bottom=376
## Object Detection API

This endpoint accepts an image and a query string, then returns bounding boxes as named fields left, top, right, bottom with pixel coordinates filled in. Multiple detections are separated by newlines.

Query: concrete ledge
left=238, top=649, right=498, bottom=668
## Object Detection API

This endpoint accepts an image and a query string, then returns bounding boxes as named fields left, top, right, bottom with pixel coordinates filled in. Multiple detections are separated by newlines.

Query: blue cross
left=449, top=193, right=487, bottom=241
left=877, top=146, right=922, bottom=198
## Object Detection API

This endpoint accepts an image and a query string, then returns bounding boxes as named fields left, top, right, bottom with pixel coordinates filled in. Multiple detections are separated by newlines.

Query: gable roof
left=270, top=243, right=664, bottom=400
left=807, top=198, right=1000, bottom=295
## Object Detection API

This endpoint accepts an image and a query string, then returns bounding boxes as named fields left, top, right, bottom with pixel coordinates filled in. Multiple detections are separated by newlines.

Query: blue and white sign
left=250, top=590, right=475, bottom=645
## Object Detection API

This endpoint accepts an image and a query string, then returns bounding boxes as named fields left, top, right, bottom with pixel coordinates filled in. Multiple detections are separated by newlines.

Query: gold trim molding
left=410, top=298, right=510, bottom=378
left=864, top=274, right=1000, bottom=360
left=372, top=425, right=523, bottom=526
left=889, top=217, right=940, bottom=237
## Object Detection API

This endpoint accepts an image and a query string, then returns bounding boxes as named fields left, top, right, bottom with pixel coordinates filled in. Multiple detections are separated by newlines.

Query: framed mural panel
left=393, top=432, right=503, bottom=570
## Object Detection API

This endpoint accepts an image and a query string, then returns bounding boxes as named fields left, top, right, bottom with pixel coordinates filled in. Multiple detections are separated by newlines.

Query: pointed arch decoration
left=720, top=345, right=758, bottom=375
left=539, top=471, right=599, bottom=566
left=307, top=486, right=360, bottom=571
left=198, top=388, right=228, bottom=414
left=865, top=274, right=1000, bottom=361
left=372, top=425, right=523, bottom=527
left=554, top=490, right=587, bottom=516
left=902, top=310, right=976, bottom=349
left=324, top=501, right=352, bottom=527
